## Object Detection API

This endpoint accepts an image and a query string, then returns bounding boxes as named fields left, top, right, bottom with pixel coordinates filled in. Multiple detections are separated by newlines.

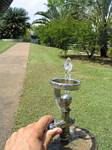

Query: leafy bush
left=35, top=18, right=98, bottom=58
left=76, top=21, right=99, bottom=58
left=108, top=48, right=112, bottom=59
left=35, top=17, right=77, bottom=52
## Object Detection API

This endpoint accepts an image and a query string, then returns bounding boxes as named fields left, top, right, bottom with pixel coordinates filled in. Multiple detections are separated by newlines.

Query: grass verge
left=0, top=41, right=16, bottom=53
left=14, top=44, right=112, bottom=150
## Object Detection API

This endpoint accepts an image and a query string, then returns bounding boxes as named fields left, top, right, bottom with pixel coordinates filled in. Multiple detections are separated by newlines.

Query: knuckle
left=11, top=132, right=17, bottom=137
left=18, top=127, right=25, bottom=133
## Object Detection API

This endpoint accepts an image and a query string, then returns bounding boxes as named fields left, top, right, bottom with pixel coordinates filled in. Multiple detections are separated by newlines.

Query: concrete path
left=0, top=43, right=29, bottom=150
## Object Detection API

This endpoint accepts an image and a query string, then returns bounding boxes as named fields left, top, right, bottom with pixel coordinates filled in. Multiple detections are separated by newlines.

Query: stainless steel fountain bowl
left=50, top=78, right=80, bottom=91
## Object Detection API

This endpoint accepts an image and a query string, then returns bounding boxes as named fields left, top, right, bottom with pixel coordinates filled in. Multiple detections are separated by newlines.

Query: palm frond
left=35, top=11, right=50, bottom=19
left=33, top=18, right=49, bottom=24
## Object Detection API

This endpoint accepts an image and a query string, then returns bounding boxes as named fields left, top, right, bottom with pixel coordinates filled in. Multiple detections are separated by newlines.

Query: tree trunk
left=100, top=30, right=108, bottom=57
left=100, top=45, right=107, bottom=57
left=89, top=47, right=95, bottom=59
left=99, top=19, right=108, bottom=57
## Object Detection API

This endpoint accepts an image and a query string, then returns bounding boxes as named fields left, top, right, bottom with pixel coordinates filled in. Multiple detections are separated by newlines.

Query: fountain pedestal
left=50, top=78, right=80, bottom=141
left=49, top=58, right=96, bottom=150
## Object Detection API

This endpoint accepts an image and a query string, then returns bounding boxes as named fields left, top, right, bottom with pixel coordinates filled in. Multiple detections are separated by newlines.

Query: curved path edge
left=0, top=43, right=30, bottom=150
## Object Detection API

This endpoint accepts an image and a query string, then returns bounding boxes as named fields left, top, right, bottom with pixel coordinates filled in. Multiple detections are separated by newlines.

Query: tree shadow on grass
left=60, top=54, right=112, bottom=67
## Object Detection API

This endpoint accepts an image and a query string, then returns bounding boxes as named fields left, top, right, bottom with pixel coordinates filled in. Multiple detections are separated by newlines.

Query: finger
left=5, top=132, right=17, bottom=150
left=33, top=115, right=53, bottom=138
left=44, top=127, right=62, bottom=149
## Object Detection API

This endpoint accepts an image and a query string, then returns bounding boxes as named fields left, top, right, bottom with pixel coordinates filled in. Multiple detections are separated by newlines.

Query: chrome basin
left=50, top=78, right=80, bottom=91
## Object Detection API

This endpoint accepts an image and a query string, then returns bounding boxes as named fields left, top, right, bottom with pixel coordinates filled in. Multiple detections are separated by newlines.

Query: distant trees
left=88, top=0, right=112, bottom=57
left=34, top=0, right=112, bottom=58
left=0, top=7, right=29, bottom=39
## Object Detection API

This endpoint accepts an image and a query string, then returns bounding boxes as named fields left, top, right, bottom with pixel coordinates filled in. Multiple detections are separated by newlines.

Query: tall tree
left=34, top=0, right=89, bottom=24
left=65, top=0, right=112, bottom=57
left=34, top=0, right=73, bottom=24
left=0, top=7, right=29, bottom=39
left=95, top=0, right=112, bottom=57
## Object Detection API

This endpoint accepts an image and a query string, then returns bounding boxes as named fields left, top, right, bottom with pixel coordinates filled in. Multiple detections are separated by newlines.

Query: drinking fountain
left=49, top=58, right=96, bottom=150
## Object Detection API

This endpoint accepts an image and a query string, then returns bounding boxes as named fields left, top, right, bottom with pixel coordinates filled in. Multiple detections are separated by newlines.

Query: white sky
left=11, top=0, right=48, bottom=23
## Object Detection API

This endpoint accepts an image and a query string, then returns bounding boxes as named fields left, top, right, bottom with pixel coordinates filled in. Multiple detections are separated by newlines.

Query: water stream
left=64, top=57, right=72, bottom=94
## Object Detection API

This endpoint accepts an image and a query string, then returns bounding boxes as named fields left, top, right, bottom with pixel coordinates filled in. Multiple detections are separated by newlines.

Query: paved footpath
left=0, top=43, right=29, bottom=150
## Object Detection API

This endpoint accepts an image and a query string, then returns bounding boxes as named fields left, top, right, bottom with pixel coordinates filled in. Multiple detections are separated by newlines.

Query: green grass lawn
left=14, top=44, right=112, bottom=150
left=0, top=41, right=16, bottom=53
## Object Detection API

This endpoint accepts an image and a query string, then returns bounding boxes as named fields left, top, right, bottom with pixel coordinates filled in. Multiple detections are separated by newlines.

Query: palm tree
left=0, top=7, right=29, bottom=39
left=96, top=0, right=112, bottom=57
left=33, top=0, right=72, bottom=24
left=65, top=0, right=112, bottom=57
left=33, top=0, right=93, bottom=24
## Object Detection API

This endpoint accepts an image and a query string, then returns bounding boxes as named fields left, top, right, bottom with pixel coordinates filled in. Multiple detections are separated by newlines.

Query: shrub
left=35, top=17, right=77, bottom=51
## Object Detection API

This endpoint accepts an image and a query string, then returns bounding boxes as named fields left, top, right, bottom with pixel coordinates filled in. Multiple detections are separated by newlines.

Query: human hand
left=4, top=115, right=62, bottom=150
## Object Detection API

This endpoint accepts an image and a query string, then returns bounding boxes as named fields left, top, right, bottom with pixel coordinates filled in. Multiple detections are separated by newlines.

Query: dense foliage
left=36, top=18, right=76, bottom=49
left=0, top=7, right=29, bottom=39
left=34, top=0, right=112, bottom=58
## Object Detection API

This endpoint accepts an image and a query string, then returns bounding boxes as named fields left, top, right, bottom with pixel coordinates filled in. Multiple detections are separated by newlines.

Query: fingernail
left=56, top=128, right=62, bottom=134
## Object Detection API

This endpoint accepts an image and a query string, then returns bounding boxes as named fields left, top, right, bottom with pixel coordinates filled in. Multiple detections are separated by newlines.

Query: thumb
left=44, top=127, right=62, bottom=149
